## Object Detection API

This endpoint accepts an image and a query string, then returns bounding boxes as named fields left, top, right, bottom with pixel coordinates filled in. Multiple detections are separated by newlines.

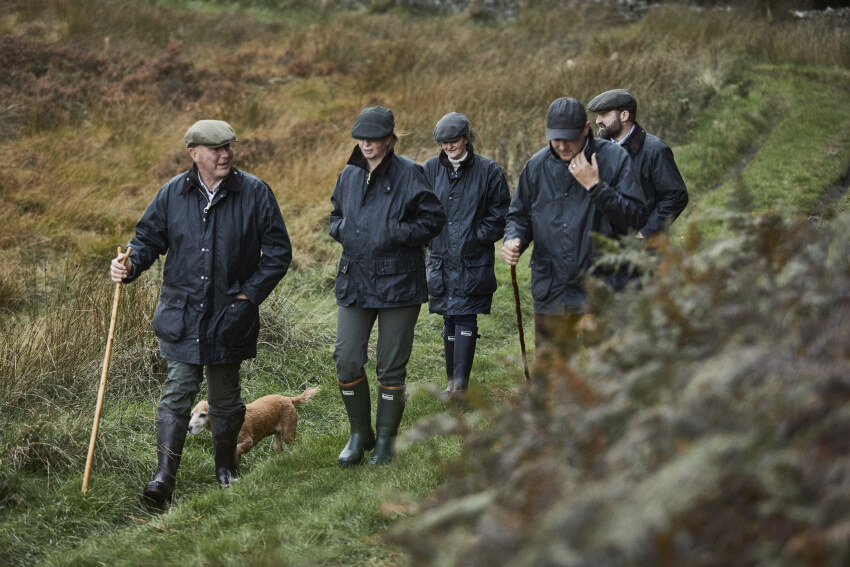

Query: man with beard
left=501, top=97, right=647, bottom=349
left=587, top=89, right=688, bottom=237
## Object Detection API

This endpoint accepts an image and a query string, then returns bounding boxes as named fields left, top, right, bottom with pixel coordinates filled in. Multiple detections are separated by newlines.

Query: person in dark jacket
left=501, top=97, right=647, bottom=348
left=587, top=89, right=688, bottom=237
left=330, top=106, right=446, bottom=466
left=424, top=112, right=510, bottom=398
left=110, top=119, right=292, bottom=506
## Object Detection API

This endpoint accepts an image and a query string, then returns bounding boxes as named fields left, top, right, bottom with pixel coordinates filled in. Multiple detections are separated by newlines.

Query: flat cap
left=546, top=97, right=587, bottom=141
left=184, top=119, right=237, bottom=148
left=586, top=89, right=637, bottom=114
left=433, top=112, right=470, bottom=143
left=351, top=106, right=395, bottom=140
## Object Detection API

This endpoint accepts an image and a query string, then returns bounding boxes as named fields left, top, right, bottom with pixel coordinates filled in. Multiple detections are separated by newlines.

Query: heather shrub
left=390, top=211, right=850, bottom=567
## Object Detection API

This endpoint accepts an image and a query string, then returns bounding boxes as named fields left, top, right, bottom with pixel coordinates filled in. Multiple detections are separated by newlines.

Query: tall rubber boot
left=142, top=406, right=189, bottom=508
left=452, top=325, right=478, bottom=395
left=338, top=374, right=375, bottom=467
left=367, top=385, right=406, bottom=465
left=209, top=407, right=245, bottom=488
left=440, top=331, right=455, bottom=399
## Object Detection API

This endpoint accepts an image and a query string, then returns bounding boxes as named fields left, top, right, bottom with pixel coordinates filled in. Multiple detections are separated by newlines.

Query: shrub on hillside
left=390, top=211, right=850, bottom=566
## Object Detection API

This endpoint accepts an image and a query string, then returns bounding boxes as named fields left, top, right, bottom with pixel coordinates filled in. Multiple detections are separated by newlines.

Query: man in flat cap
left=424, top=112, right=509, bottom=399
left=330, top=106, right=445, bottom=466
left=110, top=119, right=292, bottom=506
left=501, top=97, right=647, bottom=351
left=587, top=89, right=688, bottom=237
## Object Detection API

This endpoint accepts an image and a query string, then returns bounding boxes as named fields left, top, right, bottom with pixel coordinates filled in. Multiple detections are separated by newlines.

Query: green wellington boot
left=142, top=407, right=189, bottom=508
left=338, top=374, right=376, bottom=466
left=367, top=385, right=406, bottom=465
left=451, top=325, right=478, bottom=397
left=209, top=406, right=245, bottom=488
left=440, top=331, right=455, bottom=400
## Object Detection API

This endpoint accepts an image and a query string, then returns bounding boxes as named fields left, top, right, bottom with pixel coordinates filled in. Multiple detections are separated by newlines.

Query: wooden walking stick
left=82, top=246, right=131, bottom=494
left=510, top=264, right=531, bottom=383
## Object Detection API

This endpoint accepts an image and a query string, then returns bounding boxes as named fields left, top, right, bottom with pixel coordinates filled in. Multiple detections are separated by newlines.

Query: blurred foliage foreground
left=391, top=211, right=850, bottom=567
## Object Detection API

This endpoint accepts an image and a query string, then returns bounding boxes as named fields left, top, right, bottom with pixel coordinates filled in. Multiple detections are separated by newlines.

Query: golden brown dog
left=188, top=386, right=320, bottom=463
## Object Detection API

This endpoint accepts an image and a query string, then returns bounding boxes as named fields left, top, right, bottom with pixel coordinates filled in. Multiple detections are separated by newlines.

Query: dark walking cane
left=82, top=247, right=131, bottom=494
left=510, top=264, right=531, bottom=383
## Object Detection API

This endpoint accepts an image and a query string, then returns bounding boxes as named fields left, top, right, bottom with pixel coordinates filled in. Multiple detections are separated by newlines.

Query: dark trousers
left=159, top=360, right=244, bottom=417
left=334, top=304, right=421, bottom=387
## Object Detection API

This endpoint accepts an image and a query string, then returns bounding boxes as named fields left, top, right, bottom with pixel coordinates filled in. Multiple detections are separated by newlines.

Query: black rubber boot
left=338, top=374, right=375, bottom=467
left=451, top=325, right=479, bottom=396
left=142, top=406, right=189, bottom=508
left=440, top=331, right=455, bottom=400
left=209, top=407, right=245, bottom=488
left=367, top=385, right=406, bottom=465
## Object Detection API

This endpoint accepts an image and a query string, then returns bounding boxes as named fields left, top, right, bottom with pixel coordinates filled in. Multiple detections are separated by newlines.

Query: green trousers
left=334, top=304, right=420, bottom=387
left=159, top=360, right=243, bottom=416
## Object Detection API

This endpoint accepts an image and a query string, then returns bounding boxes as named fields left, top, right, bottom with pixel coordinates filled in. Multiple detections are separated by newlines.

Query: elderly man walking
left=501, top=97, right=647, bottom=349
left=587, top=89, right=688, bottom=237
left=110, top=119, right=292, bottom=506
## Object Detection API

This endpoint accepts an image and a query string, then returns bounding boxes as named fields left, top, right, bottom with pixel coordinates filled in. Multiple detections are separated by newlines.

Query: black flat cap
left=184, top=120, right=237, bottom=148
left=351, top=106, right=395, bottom=140
left=586, top=89, right=637, bottom=114
left=433, top=112, right=470, bottom=143
left=546, top=97, right=587, bottom=141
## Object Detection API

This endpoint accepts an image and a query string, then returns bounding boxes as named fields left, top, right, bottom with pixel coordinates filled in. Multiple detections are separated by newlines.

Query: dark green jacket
left=330, top=147, right=446, bottom=309
left=424, top=149, right=509, bottom=316
left=125, top=166, right=292, bottom=364
left=505, top=132, right=647, bottom=314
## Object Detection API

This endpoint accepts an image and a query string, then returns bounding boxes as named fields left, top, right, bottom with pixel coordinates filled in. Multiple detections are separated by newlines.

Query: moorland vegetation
left=1, top=0, right=849, bottom=565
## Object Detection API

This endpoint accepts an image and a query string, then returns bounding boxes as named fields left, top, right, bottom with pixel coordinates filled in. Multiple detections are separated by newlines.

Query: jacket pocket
left=375, top=256, right=419, bottom=303
left=462, top=250, right=497, bottom=296
left=529, top=257, right=553, bottom=302
left=335, top=256, right=351, bottom=300
left=152, top=289, right=188, bottom=343
left=426, top=256, right=445, bottom=297
left=217, top=298, right=260, bottom=348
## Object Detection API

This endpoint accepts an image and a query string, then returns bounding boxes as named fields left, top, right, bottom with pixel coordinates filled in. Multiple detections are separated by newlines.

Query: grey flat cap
left=546, top=97, right=587, bottom=141
left=351, top=106, right=395, bottom=140
left=586, top=89, right=637, bottom=114
left=184, top=120, right=237, bottom=148
left=433, top=112, right=470, bottom=143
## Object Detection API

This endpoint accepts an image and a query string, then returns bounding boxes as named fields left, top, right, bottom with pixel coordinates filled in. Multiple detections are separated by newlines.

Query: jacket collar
left=601, top=122, right=646, bottom=157
left=347, top=145, right=395, bottom=180
left=438, top=146, right=475, bottom=171
left=181, top=164, right=243, bottom=195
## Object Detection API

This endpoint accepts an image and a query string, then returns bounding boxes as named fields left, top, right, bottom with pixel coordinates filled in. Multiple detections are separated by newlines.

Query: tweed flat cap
left=546, top=97, right=587, bottom=141
left=351, top=106, right=395, bottom=140
left=586, top=89, right=637, bottom=114
left=184, top=120, right=237, bottom=148
left=433, top=112, right=470, bottom=143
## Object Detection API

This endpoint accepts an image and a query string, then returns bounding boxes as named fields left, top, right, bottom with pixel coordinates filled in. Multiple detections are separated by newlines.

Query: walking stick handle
left=82, top=247, right=132, bottom=494
left=511, top=264, right=531, bottom=383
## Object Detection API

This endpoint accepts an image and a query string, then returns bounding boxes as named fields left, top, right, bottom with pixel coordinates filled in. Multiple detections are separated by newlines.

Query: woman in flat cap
left=329, top=106, right=446, bottom=466
left=424, top=112, right=510, bottom=399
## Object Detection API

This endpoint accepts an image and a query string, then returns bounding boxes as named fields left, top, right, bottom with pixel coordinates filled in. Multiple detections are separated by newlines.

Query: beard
left=598, top=117, right=623, bottom=140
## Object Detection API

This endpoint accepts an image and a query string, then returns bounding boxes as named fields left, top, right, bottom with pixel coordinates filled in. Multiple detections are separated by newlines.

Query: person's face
left=441, top=136, right=468, bottom=160
left=550, top=124, right=590, bottom=162
left=188, top=144, right=233, bottom=184
left=596, top=109, right=625, bottom=140
left=358, top=137, right=390, bottom=162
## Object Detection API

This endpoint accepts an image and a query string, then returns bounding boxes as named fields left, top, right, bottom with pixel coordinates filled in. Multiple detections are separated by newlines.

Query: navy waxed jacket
left=124, top=166, right=292, bottom=364
left=424, top=149, right=510, bottom=316
left=330, top=147, right=446, bottom=309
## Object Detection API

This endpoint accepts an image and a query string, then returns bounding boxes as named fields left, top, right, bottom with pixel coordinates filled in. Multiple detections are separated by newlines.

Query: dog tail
left=291, top=385, right=321, bottom=405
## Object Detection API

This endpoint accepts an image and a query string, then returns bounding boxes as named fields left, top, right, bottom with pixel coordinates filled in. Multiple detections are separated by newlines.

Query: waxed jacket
left=505, top=132, right=647, bottom=314
left=124, top=166, right=292, bottom=364
left=424, top=149, right=510, bottom=315
left=330, top=147, right=446, bottom=309
left=611, top=122, right=688, bottom=236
